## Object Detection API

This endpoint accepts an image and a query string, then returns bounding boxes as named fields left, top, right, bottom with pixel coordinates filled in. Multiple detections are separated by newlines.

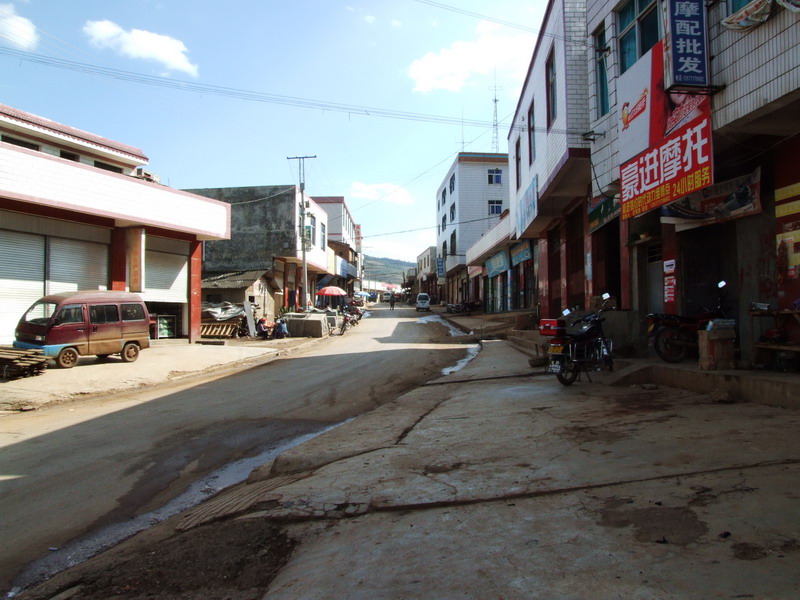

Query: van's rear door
left=88, top=304, right=123, bottom=355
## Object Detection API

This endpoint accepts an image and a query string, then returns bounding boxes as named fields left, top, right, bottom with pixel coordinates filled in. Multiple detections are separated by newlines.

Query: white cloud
left=364, top=15, right=376, bottom=24
left=350, top=182, right=415, bottom=206
left=83, top=20, right=198, bottom=77
left=391, top=20, right=402, bottom=28
left=0, top=3, right=38, bottom=50
left=408, top=21, right=533, bottom=93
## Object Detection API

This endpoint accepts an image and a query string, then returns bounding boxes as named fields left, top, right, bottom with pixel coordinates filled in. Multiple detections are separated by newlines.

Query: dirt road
left=0, top=305, right=471, bottom=593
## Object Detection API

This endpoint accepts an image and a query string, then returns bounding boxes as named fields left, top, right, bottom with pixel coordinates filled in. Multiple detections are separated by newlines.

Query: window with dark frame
left=595, top=26, right=610, bottom=117
left=442, top=215, right=447, bottom=231
left=309, top=215, right=317, bottom=246
left=527, top=101, right=535, bottom=165
left=441, top=188, right=446, bottom=205
left=546, top=50, right=557, bottom=127
left=488, top=168, right=502, bottom=184
left=94, top=160, right=123, bottom=173
left=450, top=231, right=457, bottom=255
left=449, top=174, right=455, bottom=193
left=618, top=0, right=660, bottom=74
left=515, top=138, right=522, bottom=190
left=488, top=200, right=503, bottom=215
left=449, top=203, right=456, bottom=222
left=60, top=150, right=80, bottom=162
left=2, top=135, right=39, bottom=151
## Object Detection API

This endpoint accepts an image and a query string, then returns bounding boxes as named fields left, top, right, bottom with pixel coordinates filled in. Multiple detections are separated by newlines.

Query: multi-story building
left=313, top=196, right=361, bottom=293
left=585, top=0, right=800, bottom=359
left=0, top=103, right=230, bottom=343
left=436, top=152, right=509, bottom=305
left=416, top=246, right=438, bottom=301
left=188, top=185, right=329, bottom=313
left=466, top=0, right=590, bottom=315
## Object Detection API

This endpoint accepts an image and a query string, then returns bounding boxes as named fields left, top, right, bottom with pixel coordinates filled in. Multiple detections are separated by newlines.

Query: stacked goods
left=0, top=347, right=48, bottom=380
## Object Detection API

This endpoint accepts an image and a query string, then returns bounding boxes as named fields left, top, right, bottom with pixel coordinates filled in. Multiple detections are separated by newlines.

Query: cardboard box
left=698, top=329, right=736, bottom=370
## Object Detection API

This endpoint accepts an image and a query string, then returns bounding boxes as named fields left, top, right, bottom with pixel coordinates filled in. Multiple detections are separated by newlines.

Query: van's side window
left=121, top=303, right=145, bottom=321
left=57, top=304, right=84, bottom=324
left=90, top=304, right=120, bottom=324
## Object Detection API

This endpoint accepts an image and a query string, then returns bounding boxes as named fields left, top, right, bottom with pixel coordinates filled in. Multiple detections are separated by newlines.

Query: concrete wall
left=188, top=185, right=297, bottom=272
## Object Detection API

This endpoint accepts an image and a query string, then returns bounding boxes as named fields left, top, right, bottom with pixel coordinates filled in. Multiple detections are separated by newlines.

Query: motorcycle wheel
left=654, top=327, right=686, bottom=363
left=556, top=361, right=579, bottom=386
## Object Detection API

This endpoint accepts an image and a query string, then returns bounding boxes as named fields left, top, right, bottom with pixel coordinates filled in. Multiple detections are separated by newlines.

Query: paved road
left=0, top=305, right=471, bottom=591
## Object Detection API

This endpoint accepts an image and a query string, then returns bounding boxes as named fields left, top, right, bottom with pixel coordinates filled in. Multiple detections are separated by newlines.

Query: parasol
left=317, top=286, right=348, bottom=296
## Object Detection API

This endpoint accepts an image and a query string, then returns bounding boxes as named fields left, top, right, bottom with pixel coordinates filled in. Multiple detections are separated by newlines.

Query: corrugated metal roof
left=202, top=270, right=270, bottom=289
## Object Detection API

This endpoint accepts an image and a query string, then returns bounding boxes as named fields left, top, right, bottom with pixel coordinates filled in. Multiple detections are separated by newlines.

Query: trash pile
left=200, top=302, right=248, bottom=338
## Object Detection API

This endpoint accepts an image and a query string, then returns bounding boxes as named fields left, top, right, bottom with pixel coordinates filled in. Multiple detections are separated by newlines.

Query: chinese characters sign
left=663, top=0, right=710, bottom=89
left=620, top=103, right=712, bottom=219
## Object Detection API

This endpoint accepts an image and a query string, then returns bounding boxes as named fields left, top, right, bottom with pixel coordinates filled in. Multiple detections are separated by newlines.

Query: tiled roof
left=0, top=103, right=149, bottom=162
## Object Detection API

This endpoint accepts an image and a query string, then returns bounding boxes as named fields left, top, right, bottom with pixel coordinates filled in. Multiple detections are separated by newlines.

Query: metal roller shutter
left=0, top=230, right=45, bottom=343
left=48, top=238, right=109, bottom=294
left=143, top=250, right=188, bottom=303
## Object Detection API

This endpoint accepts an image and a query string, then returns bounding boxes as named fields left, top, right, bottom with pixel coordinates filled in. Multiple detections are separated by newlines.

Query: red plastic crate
left=539, top=318, right=566, bottom=336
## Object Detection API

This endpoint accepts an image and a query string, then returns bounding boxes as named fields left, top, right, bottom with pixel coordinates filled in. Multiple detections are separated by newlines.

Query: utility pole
left=287, top=155, right=316, bottom=311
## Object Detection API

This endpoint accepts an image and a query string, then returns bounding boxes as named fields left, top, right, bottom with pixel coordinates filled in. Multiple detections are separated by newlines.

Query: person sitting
left=256, top=317, right=273, bottom=339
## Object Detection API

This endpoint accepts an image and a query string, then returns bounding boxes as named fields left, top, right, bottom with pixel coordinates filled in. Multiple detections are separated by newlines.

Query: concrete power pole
left=287, top=155, right=316, bottom=311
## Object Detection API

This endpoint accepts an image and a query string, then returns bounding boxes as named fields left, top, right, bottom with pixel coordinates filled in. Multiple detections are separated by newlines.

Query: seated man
left=256, top=317, right=273, bottom=339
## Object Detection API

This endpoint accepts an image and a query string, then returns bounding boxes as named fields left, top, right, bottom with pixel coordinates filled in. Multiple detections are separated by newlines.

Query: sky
left=0, top=0, right=547, bottom=263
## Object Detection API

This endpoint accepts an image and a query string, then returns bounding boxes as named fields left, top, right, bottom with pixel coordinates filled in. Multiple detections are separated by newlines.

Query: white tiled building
left=436, top=153, right=509, bottom=304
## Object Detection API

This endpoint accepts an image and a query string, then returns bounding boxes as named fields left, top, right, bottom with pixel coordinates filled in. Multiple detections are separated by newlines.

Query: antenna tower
left=490, top=84, right=502, bottom=153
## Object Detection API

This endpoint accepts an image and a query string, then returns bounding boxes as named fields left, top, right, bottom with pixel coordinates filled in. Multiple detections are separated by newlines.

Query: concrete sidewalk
left=0, top=337, right=318, bottom=413
left=25, top=339, right=800, bottom=599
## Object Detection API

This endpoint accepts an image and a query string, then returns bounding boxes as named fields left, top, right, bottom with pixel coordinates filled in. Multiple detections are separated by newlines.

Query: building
left=0, top=103, right=230, bottom=343
left=312, top=196, right=361, bottom=293
left=437, top=152, right=509, bottom=305
left=188, top=185, right=330, bottom=312
left=416, top=246, right=438, bottom=302
left=585, top=0, right=800, bottom=359
left=466, top=0, right=590, bottom=316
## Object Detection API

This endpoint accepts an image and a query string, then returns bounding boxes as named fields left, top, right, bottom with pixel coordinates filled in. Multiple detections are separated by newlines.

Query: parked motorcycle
left=541, top=293, right=615, bottom=386
left=339, top=312, right=352, bottom=335
left=645, top=280, right=728, bottom=363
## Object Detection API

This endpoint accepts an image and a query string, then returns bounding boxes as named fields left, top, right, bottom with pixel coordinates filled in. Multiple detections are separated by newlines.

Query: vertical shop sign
left=663, top=0, right=710, bottom=89
left=516, top=176, right=538, bottom=238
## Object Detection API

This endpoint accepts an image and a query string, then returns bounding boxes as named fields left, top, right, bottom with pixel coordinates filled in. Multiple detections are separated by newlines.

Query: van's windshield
left=22, top=301, right=59, bottom=325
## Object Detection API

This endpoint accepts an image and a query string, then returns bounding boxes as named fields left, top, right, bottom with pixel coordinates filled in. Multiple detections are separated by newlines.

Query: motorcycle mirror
left=562, top=308, right=572, bottom=317
left=718, top=280, right=727, bottom=288
left=602, top=292, right=611, bottom=300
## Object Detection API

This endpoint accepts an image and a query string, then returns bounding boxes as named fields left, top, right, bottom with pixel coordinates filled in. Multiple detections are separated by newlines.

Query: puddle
left=416, top=314, right=472, bottom=337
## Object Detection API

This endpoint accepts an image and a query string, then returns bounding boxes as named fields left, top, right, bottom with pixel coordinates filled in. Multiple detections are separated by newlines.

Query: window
left=595, top=27, right=610, bottom=117
left=618, top=0, right=660, bottom=74
left=442, top=241, right=447, bottom=257
left=89, top=304, right=119, bottom=324
left=442, top=215, right=447, bottom=232
left=527, top=102, right=535, bottom=165
left=488, top=168, right=502, bottom=184
left=320, top=223, right=326, bottom=247
left=441, top=188, right=447, bottom=206
left=488, top=200, right=503, bottom=215
left=730, top=0, right=750, bottom=9
left=60, top=150, right=79, bottom=162
left=121, top=303, right=145, bottom=321
left=546, top=50, right=557, bottom=127
left=2, top=135, right=39, bottom=151
left=449, top=174, right=456, bottom=193
left=449, top=203, right=456, bottom=222
left=94, top=160, right=123, bottom=173
left=56, top=304, right=83, bottom=324
left=515, top=139, right=522, bottom=190
left=450, top=231, right=457, bottom=255
left=309, top=215, right=317, bottom=246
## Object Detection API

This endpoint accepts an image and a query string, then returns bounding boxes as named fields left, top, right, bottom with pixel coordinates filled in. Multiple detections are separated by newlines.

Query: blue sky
left=0, top=1, right=546, bottom=262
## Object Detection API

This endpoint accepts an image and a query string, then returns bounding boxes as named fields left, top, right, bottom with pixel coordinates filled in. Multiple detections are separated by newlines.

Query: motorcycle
left=645, top=280, right=728, bottom=363
left=540, top=293, right=615, bottom=386
left=339, top=312, right=353, bottom=335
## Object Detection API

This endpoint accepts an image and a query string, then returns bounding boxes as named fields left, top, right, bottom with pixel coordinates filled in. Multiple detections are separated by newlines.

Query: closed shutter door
left=0, top=230, right=45, bottom=343
left=48, top=238, right=109, bottom=294
left=143, top=250, right=188, bottom=302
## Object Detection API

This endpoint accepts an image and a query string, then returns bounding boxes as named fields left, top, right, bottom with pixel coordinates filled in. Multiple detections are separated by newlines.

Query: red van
left=14, top=291, right=151, bottom=368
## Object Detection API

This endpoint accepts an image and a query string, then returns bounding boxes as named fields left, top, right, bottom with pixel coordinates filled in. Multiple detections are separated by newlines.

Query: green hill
left=364, top=256, right=414, bottom=286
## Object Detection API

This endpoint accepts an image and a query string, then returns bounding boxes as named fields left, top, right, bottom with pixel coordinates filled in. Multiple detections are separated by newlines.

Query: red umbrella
left=317, top=286, right=348, bottom=296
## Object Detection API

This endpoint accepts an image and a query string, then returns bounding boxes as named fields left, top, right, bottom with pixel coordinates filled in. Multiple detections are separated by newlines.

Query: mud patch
left=422, top=461, right=466, bottom=475
left=597, top=497, right=708, bottom=545
left=608, top=393, right=673, bottom=415
left=733, top=539, right=800, bottom=561
left=22, top=518, right=295, bottom=600
left=558, top=425, right=626, bottom=444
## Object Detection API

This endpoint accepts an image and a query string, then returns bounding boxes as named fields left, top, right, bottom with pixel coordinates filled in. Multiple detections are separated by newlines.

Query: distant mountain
left=364, top=255, right=414, bottom=286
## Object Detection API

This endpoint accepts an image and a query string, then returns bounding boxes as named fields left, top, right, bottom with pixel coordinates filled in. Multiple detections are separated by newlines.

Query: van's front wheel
left=120, top=342, right=140, bottom=363
left=56, top=347, right=79, bottom=369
